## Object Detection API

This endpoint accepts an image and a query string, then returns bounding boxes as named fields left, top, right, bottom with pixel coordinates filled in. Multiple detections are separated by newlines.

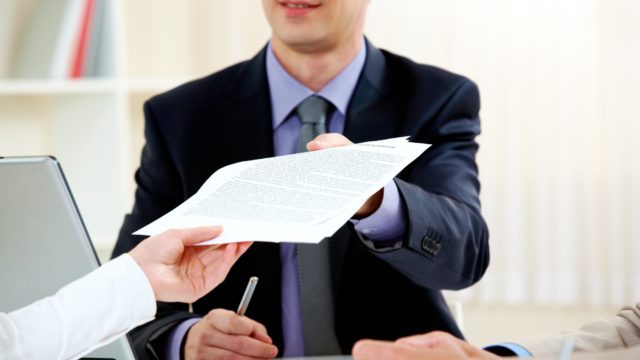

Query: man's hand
left=352, top=331, right=500, bottom=360
left=306, top=133, right=384, bottom=218
left=184, top=308, right=278, bottom=360
left=129, top=226, right=252, bottom=303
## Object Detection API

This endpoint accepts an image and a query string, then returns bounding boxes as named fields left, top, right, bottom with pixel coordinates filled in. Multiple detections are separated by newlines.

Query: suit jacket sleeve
left=366, top=79, right=489, bottom=290
left=517, top=303, right=640, bottom=356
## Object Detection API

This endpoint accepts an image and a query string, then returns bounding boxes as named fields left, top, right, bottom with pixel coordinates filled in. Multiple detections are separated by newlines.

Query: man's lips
left=279, top=1, right=320, bottom=16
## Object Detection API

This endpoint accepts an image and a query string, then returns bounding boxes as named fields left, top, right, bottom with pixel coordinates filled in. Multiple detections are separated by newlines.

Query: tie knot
left=296, top=95, right=331, bottom=125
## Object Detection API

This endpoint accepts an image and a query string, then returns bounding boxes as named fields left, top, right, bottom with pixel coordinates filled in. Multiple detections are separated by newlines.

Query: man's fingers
left=307, top=133, right=352, bottom=151
left=251, top=330, right=273, bottom=344
left=208, top=309, right=270, bottom=339
left=231, top=315, right=270, bottom=343
left=353, top=338, right=475, bottom=360
left=398, top=331, right=492, bottom=358
left=396, top=330, right=453, bottom=348
left=395, top=332, right=499, bottom=360
left=201, top=331, right=278, bottom=358
left=424, top=337, right=489, bottom=359
left=353, top=340, right=424, bottom=360
left=352, top=339, right=385, bottom=360
left=248, top=321, right=270, bottom=342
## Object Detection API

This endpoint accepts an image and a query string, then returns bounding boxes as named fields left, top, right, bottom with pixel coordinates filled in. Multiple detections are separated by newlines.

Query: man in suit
left=352, top=302, right=640, bottom=359
left=112, top=0, right=489, bottom=359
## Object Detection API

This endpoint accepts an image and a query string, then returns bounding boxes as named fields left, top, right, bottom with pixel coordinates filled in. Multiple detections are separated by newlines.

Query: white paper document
left=134, top=137, right=430, bottom=245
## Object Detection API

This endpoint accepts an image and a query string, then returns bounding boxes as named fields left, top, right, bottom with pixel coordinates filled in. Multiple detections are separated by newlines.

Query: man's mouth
left=277, top=1, right=320, bottom=17
left=279, top=1, right=320, bottom=10
left=286, top=3, right=311, bottom=8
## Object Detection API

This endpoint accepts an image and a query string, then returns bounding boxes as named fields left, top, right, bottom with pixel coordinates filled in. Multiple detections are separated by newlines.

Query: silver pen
left=237, top=276, right=259, bottom=316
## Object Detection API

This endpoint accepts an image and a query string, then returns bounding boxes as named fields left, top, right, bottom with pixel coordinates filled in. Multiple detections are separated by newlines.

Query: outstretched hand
left=129, top=226, right=252, bottom=303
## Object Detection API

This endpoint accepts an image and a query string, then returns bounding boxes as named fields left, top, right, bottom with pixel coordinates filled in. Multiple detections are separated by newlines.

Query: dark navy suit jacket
left=112, top=41, right=490, bottom=359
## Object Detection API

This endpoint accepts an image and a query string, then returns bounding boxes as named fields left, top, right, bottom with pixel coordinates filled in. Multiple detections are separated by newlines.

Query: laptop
left=0, top=156, right=136, bottom=360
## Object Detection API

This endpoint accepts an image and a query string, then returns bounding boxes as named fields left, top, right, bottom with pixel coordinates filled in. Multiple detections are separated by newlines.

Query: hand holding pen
left=182, top=276, right=277, bottom=358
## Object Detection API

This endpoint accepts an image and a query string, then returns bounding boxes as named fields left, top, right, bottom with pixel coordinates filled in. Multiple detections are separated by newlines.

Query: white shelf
left=0, top=79, right=119, bottom=95
left=0, top=78, right=190, bottom=96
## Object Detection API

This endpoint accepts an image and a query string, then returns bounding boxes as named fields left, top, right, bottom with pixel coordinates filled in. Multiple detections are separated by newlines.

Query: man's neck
left=270, top=37, right=363, bottom=92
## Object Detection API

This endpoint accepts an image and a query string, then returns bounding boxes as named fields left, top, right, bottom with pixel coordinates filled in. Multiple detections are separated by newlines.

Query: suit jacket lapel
left=344, top=40, right=398, bottom=143
left=224, top=46, right=275, bottom=160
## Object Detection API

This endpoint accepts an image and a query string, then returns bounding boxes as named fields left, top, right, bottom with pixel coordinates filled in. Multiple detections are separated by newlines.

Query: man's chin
left=278, top=33, right=334, bottom=54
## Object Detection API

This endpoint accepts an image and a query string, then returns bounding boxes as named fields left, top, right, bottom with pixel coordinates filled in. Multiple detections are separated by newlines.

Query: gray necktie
left=295, top=95, right=342, bottom=355
left=296, top=95, right=331, bottom=153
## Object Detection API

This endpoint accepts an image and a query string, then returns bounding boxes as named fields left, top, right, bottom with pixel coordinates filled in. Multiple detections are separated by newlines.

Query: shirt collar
left=266, top=38, right=367, bottom=130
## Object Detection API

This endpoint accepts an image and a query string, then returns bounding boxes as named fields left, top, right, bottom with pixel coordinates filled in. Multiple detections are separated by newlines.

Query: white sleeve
left=2, top=254, right=156, bottom=360
left=0, top=312, right=25, bottom=359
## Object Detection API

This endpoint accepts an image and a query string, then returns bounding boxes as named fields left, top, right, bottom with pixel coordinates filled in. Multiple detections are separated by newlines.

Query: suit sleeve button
left=421, top=235, right=441, bottom=256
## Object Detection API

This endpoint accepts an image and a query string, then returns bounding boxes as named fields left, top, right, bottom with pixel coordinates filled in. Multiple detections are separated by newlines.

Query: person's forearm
left=8, top=255, right=156, bottom=360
